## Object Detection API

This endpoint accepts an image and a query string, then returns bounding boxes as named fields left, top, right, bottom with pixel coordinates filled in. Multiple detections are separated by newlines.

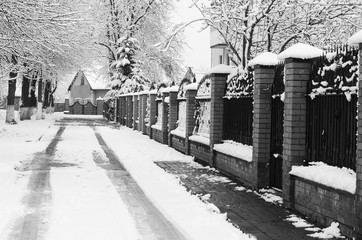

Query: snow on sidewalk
left=99, top=126, right=255, bottom=240
left=0, top=111, right=60, bottom=238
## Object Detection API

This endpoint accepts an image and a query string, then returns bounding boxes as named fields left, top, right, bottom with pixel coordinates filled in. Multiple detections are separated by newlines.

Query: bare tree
left=159, top=0, right=362, bottom=68
left=0, top=0, right=101, bottom=122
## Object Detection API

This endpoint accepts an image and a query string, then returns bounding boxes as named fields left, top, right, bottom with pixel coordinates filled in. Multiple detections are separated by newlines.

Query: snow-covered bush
left=193, top=100, right=210, bottom=138
left=197, top=75, right=211, bottom=98
left=309, top=48, right=359, bottom=101
left=155, top=101, right=162, bottom=126
left=225, top=68, right=254, bottom=99
left=176, top=101, right=186, bottom=131
left=106, top=36, right=151, bottom=99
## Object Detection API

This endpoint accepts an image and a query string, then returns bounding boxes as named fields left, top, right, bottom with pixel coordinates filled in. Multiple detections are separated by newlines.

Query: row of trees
left=1, top=0, right=100, bottom=122
left=1, top=0, right=184, bottom=123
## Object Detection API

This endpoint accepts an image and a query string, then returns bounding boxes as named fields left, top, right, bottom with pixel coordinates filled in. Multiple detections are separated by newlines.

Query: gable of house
left=68, top=70, right=93, bottom=100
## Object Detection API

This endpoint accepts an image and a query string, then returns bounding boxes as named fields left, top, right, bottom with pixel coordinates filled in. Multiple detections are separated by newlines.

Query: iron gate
left=270, top=65, right=284, bottom=189
left=69, top=101, right=97, bottom=115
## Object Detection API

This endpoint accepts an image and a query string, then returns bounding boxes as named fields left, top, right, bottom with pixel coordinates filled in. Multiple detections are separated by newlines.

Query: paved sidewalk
left=156, top=161, right=337, bottom=240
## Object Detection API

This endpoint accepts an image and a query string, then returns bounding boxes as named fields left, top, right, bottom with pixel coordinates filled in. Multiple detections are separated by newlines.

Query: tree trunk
left=36, top=72, right=43, bottom=120
left=29, top=79, right=37, bottom=107
left=19, top=74, right=32, bottom=120
left=21, top=75, right=30, bottom=107
left=43, top=80, right=50, bottom=108
left=5, top=71, right=17, bottom=123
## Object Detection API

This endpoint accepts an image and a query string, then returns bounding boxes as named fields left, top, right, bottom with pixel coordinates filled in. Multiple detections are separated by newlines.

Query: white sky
left=171, top=1, right=211, bottom=74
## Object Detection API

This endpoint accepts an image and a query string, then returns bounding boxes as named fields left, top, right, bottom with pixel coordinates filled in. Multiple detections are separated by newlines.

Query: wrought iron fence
left=222, top=97, right=253, bottom=145
left=306, top=95, right=357, bottom=170
left=306, top=46, right=358, bottom=170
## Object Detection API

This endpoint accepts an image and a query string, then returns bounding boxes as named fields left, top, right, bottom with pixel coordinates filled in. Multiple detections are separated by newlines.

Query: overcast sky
left=171, top=1, right=211, bottom=74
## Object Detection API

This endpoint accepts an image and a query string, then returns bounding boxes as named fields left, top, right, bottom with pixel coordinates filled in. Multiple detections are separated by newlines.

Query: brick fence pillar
left=252, top=65, right=275, bottom=188
left=210, top=73, right=228, bottom=166
left=168, top=90, right=178, bottom=146
left=96, top=99, right=103, bottom=115
left=185, top=88, right=197, bottom=155
left=282, top=58, right=311, bottom=206
left=126, top=95, right=133, bottom=128
left=149, top=92, right=157, bottom=139
left=133, top=94, right=139, bottom=130
left=120, top=96, right=126, bottom=125
left=161, top=92, right=169, bottom=144
left=355, top=43, right=362, bottom=236
left=141, top=93, right=148, bottom=134
left=138, top=94, right=143, bottom=132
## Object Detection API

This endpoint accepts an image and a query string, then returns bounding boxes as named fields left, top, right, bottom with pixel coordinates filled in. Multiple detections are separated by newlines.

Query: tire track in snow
left=7, top=126, right=65, bottom=240
left=93, top=127, right=188, bottom=240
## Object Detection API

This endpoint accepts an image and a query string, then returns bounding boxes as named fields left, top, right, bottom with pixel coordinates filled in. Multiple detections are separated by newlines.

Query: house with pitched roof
left=67, top=70, right=109, bottom=105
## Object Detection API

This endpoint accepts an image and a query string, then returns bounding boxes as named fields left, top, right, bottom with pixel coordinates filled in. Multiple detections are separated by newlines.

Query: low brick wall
left=152, top=128, right=163, bottom=144
left=170, top=134, right=186, bottom=153
left=189, top=140, right=210, bottom=165
left=291, top=176, right=355, bottom=237
left=54, top=102, right=65, bottom=112
left=213, top=151, right=254, bottom=188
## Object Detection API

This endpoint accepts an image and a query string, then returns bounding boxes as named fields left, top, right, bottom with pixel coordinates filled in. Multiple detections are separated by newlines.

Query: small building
left=67, top=70, right=109, bottom=105
left=210, top=26, right=230, bottom=67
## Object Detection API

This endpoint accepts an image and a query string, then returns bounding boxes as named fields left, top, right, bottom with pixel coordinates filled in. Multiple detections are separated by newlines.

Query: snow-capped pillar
left=126, top=95, right=133, bottom=128
left=161, top=91, right=169, bottom=144
left=133, top=94, right=139, bottom=130
left=168, top=88, right=178, bottom=146
left=120, top=96, right=126, bottom=125
left=140, top=93, right=148, bottom=134
left=185, top=88, right=197, bottom=155
left=277, top=43, right=323, bottom=207
left=65, top=98, right=70, bottom=112
left=355, top=42, right=362, bottom=235
left=249, top=52, right=280, bottom=188
left=282, top=58, right=311, bottom=206
left=252, top=65, right=275, bottom=188
left=210, top=73, right=228, bottom=166
left=96, top=98, right=103, bottom=115
left=149, top=91, right=157, bottom=138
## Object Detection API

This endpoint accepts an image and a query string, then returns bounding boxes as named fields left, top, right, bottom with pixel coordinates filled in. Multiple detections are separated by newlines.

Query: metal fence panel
left=222, top=97, right=253, bottom=145
left=306, top=94, right=357, bottom=170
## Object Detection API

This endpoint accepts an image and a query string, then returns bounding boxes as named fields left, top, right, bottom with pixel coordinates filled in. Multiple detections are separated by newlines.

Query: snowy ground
left=0, top=111, right=252, bottom=240
left=0, top=111, right=347, bottom=239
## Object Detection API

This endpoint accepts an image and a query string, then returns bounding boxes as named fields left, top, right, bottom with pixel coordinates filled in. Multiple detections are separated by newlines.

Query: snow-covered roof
left=68, top=69, right=110, bottom=92
left=278, top=43, right=323, bottom=61
left=83, top=69, right=109, bottom=90
left=348, top=29, right=362, bottom=46
left=248, top=52, right=280, bottom=67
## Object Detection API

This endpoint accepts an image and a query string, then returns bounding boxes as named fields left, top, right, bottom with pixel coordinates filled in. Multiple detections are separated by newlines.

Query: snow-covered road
left=0, top=114, right=251, bottom=240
